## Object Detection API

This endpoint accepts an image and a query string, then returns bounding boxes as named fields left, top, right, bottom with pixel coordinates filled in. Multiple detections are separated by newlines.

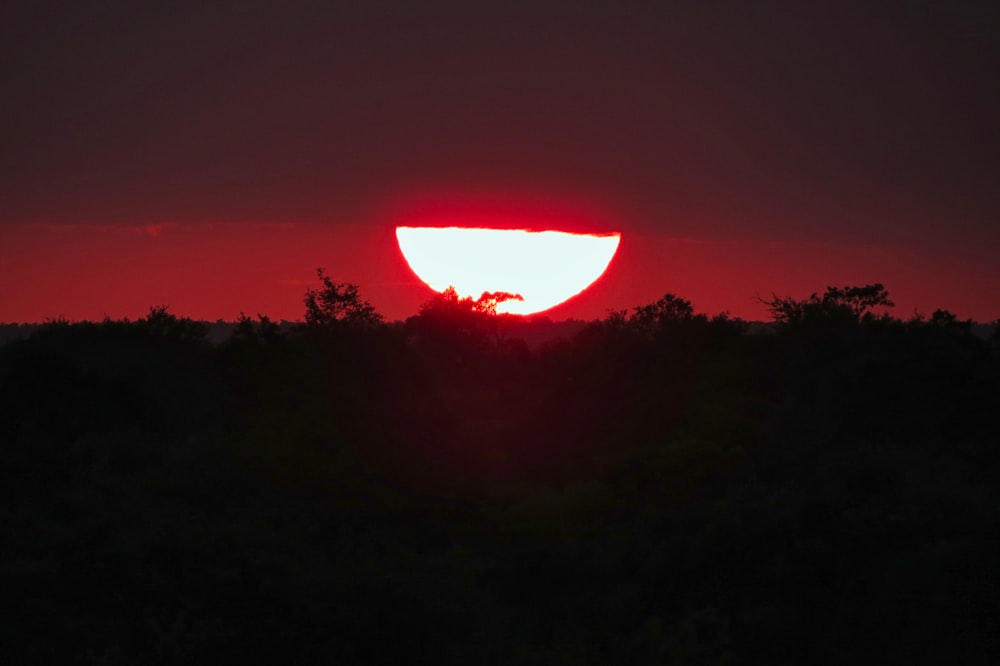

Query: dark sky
left=2, top=1, right=998, bottom=321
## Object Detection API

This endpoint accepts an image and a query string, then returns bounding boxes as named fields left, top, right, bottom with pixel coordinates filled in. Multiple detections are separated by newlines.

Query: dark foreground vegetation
left=2, top=279, right=998, bottom=664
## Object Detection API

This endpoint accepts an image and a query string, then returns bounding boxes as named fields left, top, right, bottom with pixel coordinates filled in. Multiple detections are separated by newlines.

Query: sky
left=2, top=0, right=998, bottom=322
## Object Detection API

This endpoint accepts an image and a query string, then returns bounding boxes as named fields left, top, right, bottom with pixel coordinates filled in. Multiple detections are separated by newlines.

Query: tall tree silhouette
left=303, top=268, right=383, bottom=328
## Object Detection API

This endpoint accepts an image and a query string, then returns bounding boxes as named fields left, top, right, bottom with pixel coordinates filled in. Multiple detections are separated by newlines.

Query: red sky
left=2, top=1, right=998, bottom=322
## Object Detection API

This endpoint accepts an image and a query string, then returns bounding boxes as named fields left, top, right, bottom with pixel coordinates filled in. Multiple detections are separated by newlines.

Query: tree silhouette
left=762, top=283, right=894, bottom=325
left=926, top=309, right=973, bottom=333
left=139, top=305, right=209, bottom=342
left=631, top=293, right=698, bottom=328
left=472, top=291, right=524, bottom=316
left=593, top=293, right=725, bottom=344
left=473, top=291, right=524, bottom=346
left=303, top=268, right=383, bottom=328
left=232, top=312, right=284, bottom=344
left=406, top=287, right=526, bottom=352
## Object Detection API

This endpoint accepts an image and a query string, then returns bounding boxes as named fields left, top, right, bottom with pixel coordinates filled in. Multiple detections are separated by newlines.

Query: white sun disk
left=396, top=226, right=621, bottom=315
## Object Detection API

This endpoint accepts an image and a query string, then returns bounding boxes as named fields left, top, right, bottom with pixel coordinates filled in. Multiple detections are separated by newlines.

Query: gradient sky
left=2, top=1, right=998, bottom=322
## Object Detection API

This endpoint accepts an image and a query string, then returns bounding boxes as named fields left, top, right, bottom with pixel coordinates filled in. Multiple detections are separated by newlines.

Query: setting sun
left=395, top=227, right=621, bottom=315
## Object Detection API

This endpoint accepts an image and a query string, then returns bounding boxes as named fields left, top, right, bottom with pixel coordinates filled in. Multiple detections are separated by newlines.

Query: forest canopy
left=2, top=278, right=997, bottom=664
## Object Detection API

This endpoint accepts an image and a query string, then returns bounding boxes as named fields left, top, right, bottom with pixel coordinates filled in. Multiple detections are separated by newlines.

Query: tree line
left=2, top=273, right=997, bottom=664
